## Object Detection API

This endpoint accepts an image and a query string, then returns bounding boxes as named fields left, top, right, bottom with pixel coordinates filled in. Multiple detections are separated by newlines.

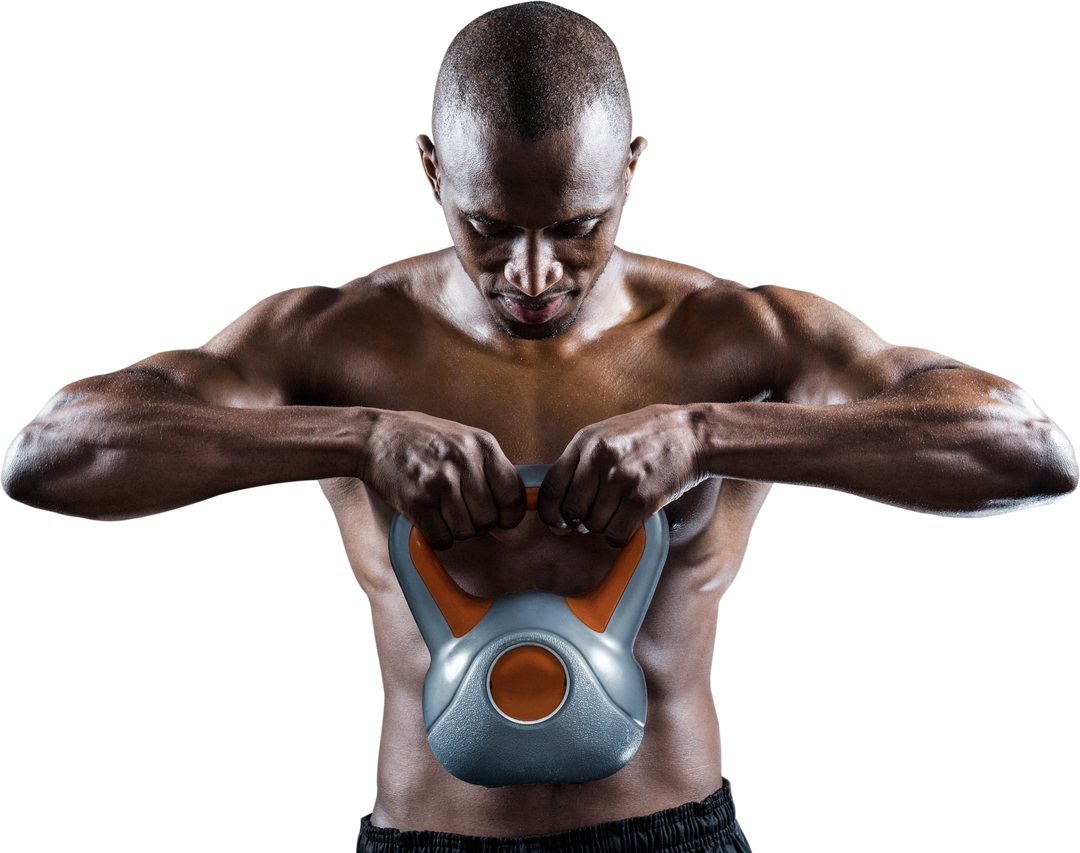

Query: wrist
left=347, top=406, right=385, bottom=481
left=681, top=402, right=727, bottom=480
left=683, top=402, right=772, bottom=482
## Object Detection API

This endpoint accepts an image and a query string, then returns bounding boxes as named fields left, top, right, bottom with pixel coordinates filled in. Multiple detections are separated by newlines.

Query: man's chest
left=314, top=311, right=767, bottom=596
left=311, top=326, right=743, bottom=465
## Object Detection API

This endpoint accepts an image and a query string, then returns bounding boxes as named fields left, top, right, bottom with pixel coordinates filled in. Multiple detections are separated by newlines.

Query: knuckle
left=411, top=493, right=438, bottom=515
left=625, top=486, right=650, bottom=511
left=534, top=502, right=558, bottom=525
left=449, top=525, right=477, bottom=541
left=561, top=503, right=584, bottom=523
left=572, top=424, right=595, bottom=443
left=498, top=482, right=526, bottom=506
left=473, top=431, right=501, bottom=457
left=582, top=439, right=607, bottom=462
left=537, top=477, right=561, bottom=501
left=473, top=512, right=499, bottom=531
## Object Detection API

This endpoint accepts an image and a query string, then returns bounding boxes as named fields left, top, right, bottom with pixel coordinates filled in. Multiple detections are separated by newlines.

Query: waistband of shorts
left=357, top=779, right=740, bottom=853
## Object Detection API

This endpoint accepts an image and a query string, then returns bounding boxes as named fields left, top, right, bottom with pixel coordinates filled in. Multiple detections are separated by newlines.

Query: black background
left=4, top=3, right=1075, bottom=850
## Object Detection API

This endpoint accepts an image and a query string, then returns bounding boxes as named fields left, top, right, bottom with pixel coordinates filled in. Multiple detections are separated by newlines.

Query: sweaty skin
left=3, top=108, right=1076, bottom=835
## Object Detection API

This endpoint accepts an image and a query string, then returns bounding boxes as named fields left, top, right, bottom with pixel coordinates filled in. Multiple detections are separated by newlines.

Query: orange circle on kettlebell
left=488, top=644, right=568, bottom=723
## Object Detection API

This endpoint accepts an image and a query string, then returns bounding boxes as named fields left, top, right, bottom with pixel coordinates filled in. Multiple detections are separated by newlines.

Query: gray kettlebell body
left=387, top=464, right=669, bottom=787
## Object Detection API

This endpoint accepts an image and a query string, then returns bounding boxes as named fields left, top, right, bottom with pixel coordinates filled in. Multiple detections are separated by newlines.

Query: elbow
left=5, top=387, right=87, bottom=510
left=971, top=383, right=1077, bottom=511
left=926, top=423, right=1074, bottom=519
left=2, top=420, right=108, bottom=518
left=2, top=423, right=45, bottom=511
left=1034, top=420, right=1078, bottom=499
left=990, top=416, right=1078, bottom=512
left=2, top=423, right=35, bottom=501
left=2, top=422, right=70, bottom=511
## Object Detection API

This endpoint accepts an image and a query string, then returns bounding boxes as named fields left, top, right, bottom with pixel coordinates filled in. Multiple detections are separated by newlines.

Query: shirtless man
left=3, top=3, right=1077, bottom=852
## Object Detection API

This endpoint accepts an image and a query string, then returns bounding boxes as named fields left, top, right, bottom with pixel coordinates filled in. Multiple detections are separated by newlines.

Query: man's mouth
left=498, top=293, right=569, bottom=325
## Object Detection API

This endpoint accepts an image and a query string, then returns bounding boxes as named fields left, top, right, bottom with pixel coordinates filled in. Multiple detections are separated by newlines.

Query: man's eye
left=561, top=226, right=596, bottom=240
left=466, top=219, right=599, bottom=239
left=468, top=226, right=509, bottom=240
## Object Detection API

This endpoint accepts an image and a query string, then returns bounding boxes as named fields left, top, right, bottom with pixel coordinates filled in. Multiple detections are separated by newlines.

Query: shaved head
left=433, top=2, right=631, bottom=146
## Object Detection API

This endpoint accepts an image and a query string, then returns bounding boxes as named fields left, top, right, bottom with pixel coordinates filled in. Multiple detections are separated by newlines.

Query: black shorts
left=356, top=778, right=752, bottom=853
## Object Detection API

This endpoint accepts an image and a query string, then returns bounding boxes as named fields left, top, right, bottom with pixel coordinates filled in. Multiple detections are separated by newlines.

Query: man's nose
left=504, top=233, right=563, bottom=297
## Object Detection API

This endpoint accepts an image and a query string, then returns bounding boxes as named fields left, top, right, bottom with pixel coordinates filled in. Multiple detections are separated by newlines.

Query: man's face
left=423, top=104, right=641, bottom=339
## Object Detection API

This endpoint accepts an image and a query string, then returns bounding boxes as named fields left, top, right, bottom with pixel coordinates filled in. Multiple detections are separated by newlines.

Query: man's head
left=417, top=2, right=646, bottom=340
left=432, top=1, right=631, bottom=146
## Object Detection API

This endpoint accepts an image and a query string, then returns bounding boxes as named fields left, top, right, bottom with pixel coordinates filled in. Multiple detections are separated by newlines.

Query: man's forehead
left=437, top=102, right=628, bottom=204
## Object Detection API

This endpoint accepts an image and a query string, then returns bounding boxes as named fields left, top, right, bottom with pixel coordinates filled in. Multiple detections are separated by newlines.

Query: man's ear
left=624, top=136, right=648, bottom=199
left=416, top=135, right=442, bottom=204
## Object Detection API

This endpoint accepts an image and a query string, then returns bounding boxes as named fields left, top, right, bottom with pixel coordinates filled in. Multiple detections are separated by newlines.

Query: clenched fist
left=538, top=405, right=708, bottom=546
left=359, top=410, right=525, bottom=549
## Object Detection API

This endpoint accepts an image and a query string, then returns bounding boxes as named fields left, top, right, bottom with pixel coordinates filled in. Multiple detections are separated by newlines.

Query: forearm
left=692, top=369, right=1078, bottom=514
left=2, top=372, right=368, bottom=520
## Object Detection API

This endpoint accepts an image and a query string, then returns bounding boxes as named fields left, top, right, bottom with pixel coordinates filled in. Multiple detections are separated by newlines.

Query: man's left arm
left=539, top=285, right=1077, bottom=545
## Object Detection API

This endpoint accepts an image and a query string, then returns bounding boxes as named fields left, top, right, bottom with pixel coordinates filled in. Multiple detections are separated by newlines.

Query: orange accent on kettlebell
left=489, top=644, right=567, bottom=722
left=408, top=484, right=646, bottom=637
left=565, top=526, right=646, bottom=632
left=408, top=529, right=492, bottom=638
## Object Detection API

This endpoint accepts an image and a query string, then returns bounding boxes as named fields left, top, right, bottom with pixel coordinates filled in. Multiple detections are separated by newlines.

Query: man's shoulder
left=340, top=249, right=454, bottom=296
left=635, top=255, right=866, bottom=333
left=195, top=252, right=455, bottom=376
left=247, top=250, right=453, bottom=333
left=620, top=250, right=737, bottom=295
left=616, top=253, right=883, bottom=391
left=619, top=251, right=796, bottom=338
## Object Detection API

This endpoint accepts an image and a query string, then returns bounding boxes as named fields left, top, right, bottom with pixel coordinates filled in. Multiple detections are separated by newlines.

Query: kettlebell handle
left=390, top=464, right=667, bottom=641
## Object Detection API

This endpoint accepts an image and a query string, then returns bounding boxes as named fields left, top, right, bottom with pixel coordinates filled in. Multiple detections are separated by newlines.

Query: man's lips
left=497, top=292, right=570, bottom=324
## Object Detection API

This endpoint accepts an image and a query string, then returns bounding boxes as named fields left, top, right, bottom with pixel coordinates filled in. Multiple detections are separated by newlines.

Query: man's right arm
left=2, top=286, right=364, bottom=520
left=2, top=354, right=364, bottom=520
left=2, top=286, right=524, bottom=542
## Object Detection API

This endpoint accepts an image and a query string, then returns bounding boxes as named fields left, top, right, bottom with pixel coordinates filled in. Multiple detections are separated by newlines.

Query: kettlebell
left=387, top=464, right=669, bottom=787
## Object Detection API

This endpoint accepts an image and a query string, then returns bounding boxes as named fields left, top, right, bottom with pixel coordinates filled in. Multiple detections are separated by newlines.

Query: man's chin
left=493, top=306, right=581, bottom=340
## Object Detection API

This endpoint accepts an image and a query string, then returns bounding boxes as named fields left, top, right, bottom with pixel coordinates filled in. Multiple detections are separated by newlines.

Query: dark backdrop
left=6, top=3, right=1071, bottom=850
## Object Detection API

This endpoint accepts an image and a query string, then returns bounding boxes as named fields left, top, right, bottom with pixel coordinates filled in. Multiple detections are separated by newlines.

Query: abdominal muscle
left=374, top=698, right=724, bottom=836
left=368, top=583, right=726, bottom=836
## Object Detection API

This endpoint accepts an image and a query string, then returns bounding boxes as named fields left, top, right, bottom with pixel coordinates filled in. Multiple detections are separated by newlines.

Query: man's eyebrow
left=462, top=210, right=610, bottom=227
